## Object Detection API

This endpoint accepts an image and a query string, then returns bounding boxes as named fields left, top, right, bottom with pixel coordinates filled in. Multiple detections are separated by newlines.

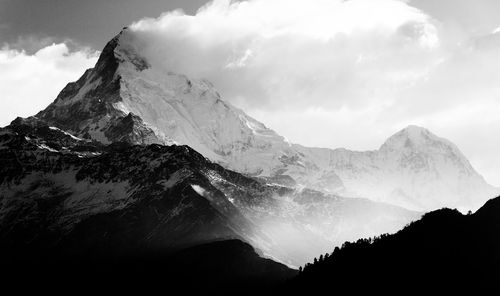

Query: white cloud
left=129, top=0, right=440, bottom=111
left=0, top=43, right=98, bottom=126
left=126, top=0, right=500, bottom=186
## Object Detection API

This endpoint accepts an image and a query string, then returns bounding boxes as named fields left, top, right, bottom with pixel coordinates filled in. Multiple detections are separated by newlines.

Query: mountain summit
left=34, top=28, right=496, bottom=211
left=381, top=125, right=435, bottom=149
left=374, top=125, right=490, bottom=210
left=381, top=125, right=463, bottom=154
left=37, top=28, right=288, bottom=172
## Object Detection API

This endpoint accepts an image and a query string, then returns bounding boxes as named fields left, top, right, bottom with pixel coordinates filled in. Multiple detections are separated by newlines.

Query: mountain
left=0, top=117, right=416, bottom=267
left=35, top=28, right=496, bottom=211
left=304, top=125, right=496, bottom=211
left=289, top=195, right=500, bottom=293
left=2, top=238, right=297, bottom=294
left=1, top=27, right=496, bottom=294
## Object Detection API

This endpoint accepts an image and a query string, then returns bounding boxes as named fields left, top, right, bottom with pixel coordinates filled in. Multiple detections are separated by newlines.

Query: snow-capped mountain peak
left=33, top=29, right=496, bottom=212
left=381, top=125, right=434, bottom=149
left=381, top=125, right=458, bottom=153
left=379, top=125, right=476, bottom=177
left=38, top=28, right=292, bottom=175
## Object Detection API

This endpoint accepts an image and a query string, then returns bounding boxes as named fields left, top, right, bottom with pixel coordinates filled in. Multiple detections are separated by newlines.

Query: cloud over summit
left=129, top=0, right=440, bottom=110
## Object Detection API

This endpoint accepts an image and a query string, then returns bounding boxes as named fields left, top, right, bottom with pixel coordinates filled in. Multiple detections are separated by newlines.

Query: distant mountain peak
left=384, top=125, right=433, bottom=145
left=380, top=125, right=475, bottom=172
left=402, top=124, right=428, bottom=131
left=400, top=124, right=431, bottom=138
left=380, top=125, right=457, bottom=154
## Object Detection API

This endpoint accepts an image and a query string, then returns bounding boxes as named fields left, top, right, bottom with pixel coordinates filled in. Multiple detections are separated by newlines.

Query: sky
left=1, top=0, right=500, bottom=186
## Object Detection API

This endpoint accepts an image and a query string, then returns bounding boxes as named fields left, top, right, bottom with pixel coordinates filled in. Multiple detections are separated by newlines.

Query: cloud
left=126, top=0, right=500, bottom=186
left=0, top=43, right=98, bottom=126
left=129, top=0, right=440, bottom=111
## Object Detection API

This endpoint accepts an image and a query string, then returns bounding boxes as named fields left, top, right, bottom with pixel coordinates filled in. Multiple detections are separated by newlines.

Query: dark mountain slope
left=290, top=196, right=500, bottom=293
left=1, top=117, right=298, bottom=294
left=0, top=117, right=417, bottom=267
left=0, top=117, right=256, bottom=254
left=3, top=239, right=296, bottom=295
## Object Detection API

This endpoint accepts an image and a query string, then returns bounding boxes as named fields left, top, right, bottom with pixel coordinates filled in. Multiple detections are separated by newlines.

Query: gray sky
left=1, top=0, right=500, bottom=186
left=0, top=0, right=207, bottom=51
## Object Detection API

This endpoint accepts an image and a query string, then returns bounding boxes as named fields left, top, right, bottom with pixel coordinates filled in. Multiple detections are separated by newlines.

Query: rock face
left=34, top=28, right=496, bottom=212
left=0, top=118, right=417, bottom=266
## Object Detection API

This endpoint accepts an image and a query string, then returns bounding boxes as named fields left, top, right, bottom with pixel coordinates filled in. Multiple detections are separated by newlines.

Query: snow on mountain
left=301, top=125, right=496, bottom=211
left=35, top=28, right=496, bottom=212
